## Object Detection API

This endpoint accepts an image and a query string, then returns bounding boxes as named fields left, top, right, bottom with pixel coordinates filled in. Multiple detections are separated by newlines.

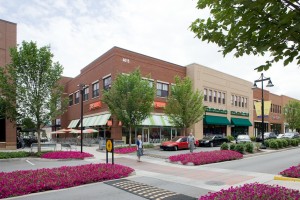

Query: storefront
left=203, top=115, right=230, bottom=136
left=230, top=117, right=252, bottom=137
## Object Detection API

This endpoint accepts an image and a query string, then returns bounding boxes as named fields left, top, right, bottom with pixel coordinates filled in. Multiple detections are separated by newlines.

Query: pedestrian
left=136, top=134, right=143, bottom=162
left=187, top=130, right=195, bottom=153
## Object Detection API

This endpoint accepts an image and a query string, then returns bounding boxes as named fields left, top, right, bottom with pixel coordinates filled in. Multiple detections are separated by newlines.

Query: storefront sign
left=154, top=101, right=166, bottom=109
left=231, top=111, right=249, bottom=117
left=206, top=107, right=227, bottom=114
left=89, top=101, right=102, bottom=110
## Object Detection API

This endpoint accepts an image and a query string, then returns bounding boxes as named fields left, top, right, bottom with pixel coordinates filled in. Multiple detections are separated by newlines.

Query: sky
left=1, top=0, right=299, bottom=99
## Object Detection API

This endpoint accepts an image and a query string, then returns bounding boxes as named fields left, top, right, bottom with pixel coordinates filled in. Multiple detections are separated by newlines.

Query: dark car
left=256, top=132, right=277, bottom=142
left=199, top=135, right=228, bottom=147
left=160, top=136, right=199, bottom=151
left=282, top=132, right=300, bottom=139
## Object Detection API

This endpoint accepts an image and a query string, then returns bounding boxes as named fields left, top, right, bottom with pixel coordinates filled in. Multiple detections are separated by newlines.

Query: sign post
left=106, top=139, right=114, bottom=164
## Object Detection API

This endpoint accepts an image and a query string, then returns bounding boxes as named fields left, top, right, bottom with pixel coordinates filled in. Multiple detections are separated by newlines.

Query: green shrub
left=220, top=142, right=229, bottom=150
left=234, top=144, right=245, bottom=154
left=143, top=144, right=154, bottom=149
left=250, top=136, right=256, bottom=142
left=0, top=151, right=31, bottom=159
left=245, top=143, right=254, bottom=153
left=276, top=139, right=283, bottom=148
left=227, top=135, right=235, bottom=142
left=230, top=143, right=236, bottom=151
left=281, top=139, right=288, bottom=147
left=269, top=140, right=278, bottom=149
left=264, top=140, right=270, bottom=148
left=285, top=138, right=291, bottom=146
left=291, top=139, right=299, bottom=147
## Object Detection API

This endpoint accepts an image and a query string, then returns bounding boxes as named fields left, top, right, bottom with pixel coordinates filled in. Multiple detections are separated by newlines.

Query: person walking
left=136, top=135, right=143, bottom=162
left=187, top=131, right=195, bottom=153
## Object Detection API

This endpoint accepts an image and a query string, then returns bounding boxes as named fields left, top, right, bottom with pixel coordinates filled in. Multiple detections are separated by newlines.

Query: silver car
left=236, top=135, right=251, bottom=143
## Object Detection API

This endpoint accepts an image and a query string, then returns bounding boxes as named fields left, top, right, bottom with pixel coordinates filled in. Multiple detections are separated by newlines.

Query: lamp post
left=252, top=73, right=274, bottom=148
left=203, top=106, right=208, bottom=137
left=78, top=83, right=88, bottom=153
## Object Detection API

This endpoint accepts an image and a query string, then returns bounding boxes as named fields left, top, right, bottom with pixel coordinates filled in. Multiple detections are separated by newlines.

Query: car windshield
left=171, top=136, right=182, bottom=142
left=237, top=135, right=249, bottom=139
left=203, top=136, right=213, bottom=140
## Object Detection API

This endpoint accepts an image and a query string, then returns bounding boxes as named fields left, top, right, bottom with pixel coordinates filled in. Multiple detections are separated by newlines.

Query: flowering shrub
left=41, top=151, right=93, bottom=159
left=0, top=163, right=134, bottom=199
left=280, top=164, right=300, bottom=178
left=169, top=150, right=243, bottom=165
left=199, top=183, right=300, bottom=200
left=114, top=147, right=137, bottom=154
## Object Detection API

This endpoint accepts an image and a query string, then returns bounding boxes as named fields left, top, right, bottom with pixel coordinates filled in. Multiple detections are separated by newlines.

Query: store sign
left=206, top=107, right=227, bottom=114
left=89, top=101, right=102, bottom=110
left=154, top=101, right=166, bottom=109
left=231, top=111, right=249, bottom=117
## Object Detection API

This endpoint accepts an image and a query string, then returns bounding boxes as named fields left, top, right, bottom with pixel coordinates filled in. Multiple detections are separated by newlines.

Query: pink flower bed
left=0, top=163, right=134, bottom=199
left=280, top=164, right=300, bottom=178
left=169, top=150, right=243, bottom=165
left=114, top=147, right=137, bottom=154
left=199, top=183, right=300, bottom=200
left=41, top=151, right=93, bottom=159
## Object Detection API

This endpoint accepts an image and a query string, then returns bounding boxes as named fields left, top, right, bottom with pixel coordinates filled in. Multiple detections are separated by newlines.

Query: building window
left=83, top=87, right=89, bottom=101
left=156, top=82, right=169, bottom=97
left=69, top=94, right=73, bottom=106
left=103, top=76, right=112, bottom=90
left=75, top=92, right=79, bottom=104
left=209, top=90, right=212, bottom=102
left=241, top=97, right=244, bottom=107
left=204, top=89, right=207, bottom=101
left=92, top=82, right=99, bottom=98
left=234, top=95, right=237, bottom=106
left=245, top=98, right=248, bottom=108
left=222, top=93, right=225, bottom=104
left=279, top=106, right=281, bottom=114
left=149, top=80, right=154, bottom=88
left=218, top=92, right=221, bottom=103
left=231, top=95, right=234, bottom=106
left=238, top=96, right=241, bottom=107
left=213, top=91, right=217, bottom=103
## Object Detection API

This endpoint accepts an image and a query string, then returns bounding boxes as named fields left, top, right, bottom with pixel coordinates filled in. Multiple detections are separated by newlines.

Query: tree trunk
left=129, top=126, right=132, bottom=147
left=37, top=127, right=41, bottom=153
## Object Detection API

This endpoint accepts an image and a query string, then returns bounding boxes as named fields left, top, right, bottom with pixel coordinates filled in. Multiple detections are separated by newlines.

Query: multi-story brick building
left=0, top=19, right=17, bottom=149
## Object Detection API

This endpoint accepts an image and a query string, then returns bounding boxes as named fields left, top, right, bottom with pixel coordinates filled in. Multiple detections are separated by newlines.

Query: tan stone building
left=0, top=19, right=17, bottom=149
left=186, top=63, right=254, bottom=139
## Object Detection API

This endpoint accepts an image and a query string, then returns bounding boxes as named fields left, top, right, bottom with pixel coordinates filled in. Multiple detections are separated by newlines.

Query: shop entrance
left=142, top=128, right=150, bottom=143
left=171, top=128, right=177, bottom=139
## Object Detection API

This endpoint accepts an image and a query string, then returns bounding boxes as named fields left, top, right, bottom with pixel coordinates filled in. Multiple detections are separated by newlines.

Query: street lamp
left=203, top=106, right=208, bottom=136
left=252, top=73, right=274, bottom=148
left=78, top=83, right=88, bottom=153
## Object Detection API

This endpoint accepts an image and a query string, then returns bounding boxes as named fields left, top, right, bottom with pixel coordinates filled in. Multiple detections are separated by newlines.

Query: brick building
left=0, top=19, right=17, bottom=149
left=60, top=47, right=186, bottom=144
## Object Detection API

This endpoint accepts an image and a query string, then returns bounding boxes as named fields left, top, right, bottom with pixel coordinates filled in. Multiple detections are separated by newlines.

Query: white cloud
left=1, top=0, right=300, bottom=99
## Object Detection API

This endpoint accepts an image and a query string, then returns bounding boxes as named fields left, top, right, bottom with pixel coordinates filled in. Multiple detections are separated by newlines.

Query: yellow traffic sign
left=106, top=139, right=113, bottom=152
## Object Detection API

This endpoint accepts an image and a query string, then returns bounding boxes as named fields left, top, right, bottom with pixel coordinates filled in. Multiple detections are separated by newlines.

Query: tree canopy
left=190, top=0, right=300, bottom=71
left=284, top=100, right=300, bottom=131
left=165, top=76, right=205, bottom=135
left=102, top=69, right=155, bottom=145
left=0, top=41, right=67, bottom=151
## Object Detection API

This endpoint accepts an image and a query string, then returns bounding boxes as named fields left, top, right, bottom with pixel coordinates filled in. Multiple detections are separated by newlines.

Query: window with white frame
left=241, top=97, right=244, bottom=107
left=213, top=91, right=217, bottom=103
left=92, top=82, right=99, bottom=98
left=83, top=87, right=89, bottom=101
left=218, top=92, right=221, bottom=103
left=245, top=98, right=248, bottom=108
left=69, top=94, right=73, bottom=106
left=231, top=95, right=234, bottom=106
left=75, top=92, right=79, bottom=104
left=156, top=82, right=169, bottom=97
left=103, top=76, right=112, bottom=90
left=204, top=89, right=207, bottom=101
left=209, top=90, right=212, bottom=102
left=222, top=92, right=225, bottom=104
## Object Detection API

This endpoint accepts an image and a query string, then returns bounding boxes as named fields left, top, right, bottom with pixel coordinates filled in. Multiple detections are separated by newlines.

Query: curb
left=274, top=175, right=300, bottom=182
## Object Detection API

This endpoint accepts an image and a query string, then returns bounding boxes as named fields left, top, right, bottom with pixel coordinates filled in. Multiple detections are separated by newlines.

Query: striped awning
left=67, top=119, right=80, bottom=128
left=141, top=114, right=173, bottom=126
left=79, top=113, right=111, bottom=127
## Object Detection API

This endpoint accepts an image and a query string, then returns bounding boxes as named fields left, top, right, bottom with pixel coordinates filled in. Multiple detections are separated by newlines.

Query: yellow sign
left=106, top=139, right=113, bottom=152
left=254, top=101, right=271, bottom=117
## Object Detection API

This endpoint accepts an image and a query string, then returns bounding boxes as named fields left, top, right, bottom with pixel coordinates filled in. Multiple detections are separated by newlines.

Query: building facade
left=253, top=88, right=299, bottom=136
left=186, top=63, right=254, bottom=139
left=0, top=19, right=17, bottom=149
left=60, top=47, right=186, bottom=144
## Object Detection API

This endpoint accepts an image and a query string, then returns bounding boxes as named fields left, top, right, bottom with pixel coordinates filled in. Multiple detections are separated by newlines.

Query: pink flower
left=114, top=147, right=137, bottom=154
left=280, top=164, right=300, bottom=178
left=41, top=151, right=93, bottom=159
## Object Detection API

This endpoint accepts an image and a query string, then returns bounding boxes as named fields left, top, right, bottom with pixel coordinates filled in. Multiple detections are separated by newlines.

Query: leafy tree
left=102, top=69, right=155, bottom=146
left=0, top=41, right=67, bottom=152
left=284, top=100, right=300, bottom=131
left=165, top=76, right=205, bottom=135
left=190, top=1, right=300, bottom=71
left=21, top=117, right=36, bottom=131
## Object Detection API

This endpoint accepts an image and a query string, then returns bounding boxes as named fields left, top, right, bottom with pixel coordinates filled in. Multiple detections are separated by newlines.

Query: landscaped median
left=274, top=163, right=300, bottom=182
left=168, top=150, right=243, bottom=165
left=0, top=163, right=134, bottom=199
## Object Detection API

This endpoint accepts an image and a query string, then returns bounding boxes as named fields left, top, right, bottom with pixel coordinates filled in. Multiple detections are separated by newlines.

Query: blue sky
left=1, top=0, right=300, bottom=99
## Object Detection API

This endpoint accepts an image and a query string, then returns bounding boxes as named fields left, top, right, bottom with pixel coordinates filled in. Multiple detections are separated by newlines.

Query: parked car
left=160, top=136, right=199, bottom=151
left=282, top=132, right=300, bottom=139
left=199, top=135, right=229, bottom=147
left=277, top=134, right=284, bottom=139
left=236, top=135, right=251, bottom=144
left=256, top=132, right=277, bottom=142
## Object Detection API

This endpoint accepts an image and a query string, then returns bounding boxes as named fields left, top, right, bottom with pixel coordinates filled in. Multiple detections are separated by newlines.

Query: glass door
left=142, top=128, right=150, bottom=143
left=171, top=128, right=177, bottom=139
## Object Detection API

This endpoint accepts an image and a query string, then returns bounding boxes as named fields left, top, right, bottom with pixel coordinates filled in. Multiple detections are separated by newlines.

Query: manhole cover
left=205, top=181, right=225, bottom=186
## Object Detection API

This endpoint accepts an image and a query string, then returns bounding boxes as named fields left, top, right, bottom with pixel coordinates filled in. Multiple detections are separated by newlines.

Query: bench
left=114, top=140, right=125, bottom=147
left=31, top=143, right=56, bottom=152
left=61, top=143, right=77, bottom=151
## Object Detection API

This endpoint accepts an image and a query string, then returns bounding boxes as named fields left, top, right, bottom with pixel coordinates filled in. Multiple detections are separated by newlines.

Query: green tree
left=0, top=41, right=67, bottom=152
left=102, top=69, right=155, bottom=146
left=284, top=100, right=300, bottom=131
left=165, top=76, right=205, bottom=135
left=190, top=1, right=300, bottom=71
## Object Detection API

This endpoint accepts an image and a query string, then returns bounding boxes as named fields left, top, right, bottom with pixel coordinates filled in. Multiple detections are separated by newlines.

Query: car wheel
left=174, top=146, right=178, bottom=151
left=210, top=142, right=214, bottom=147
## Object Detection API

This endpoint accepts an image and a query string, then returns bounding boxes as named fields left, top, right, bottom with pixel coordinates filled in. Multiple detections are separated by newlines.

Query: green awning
left=67, top=119, right=79, bottom=128
left=231, top=118, right=252, bottom=126
left=79, top=113, right=111, bottom=127
left=204, top=115, right=230, bottom=125
left=141, top=114, right=173, bottom=126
